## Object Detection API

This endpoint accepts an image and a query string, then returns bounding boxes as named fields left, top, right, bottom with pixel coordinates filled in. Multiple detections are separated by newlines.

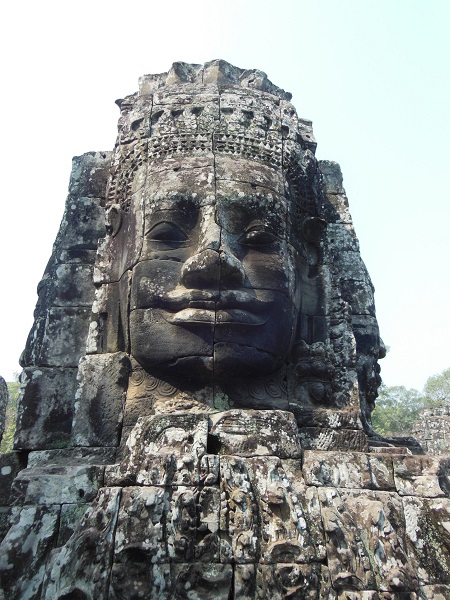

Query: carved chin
left=177, top=345, right=286, bottom=382
left=133, top=344, right=286, bottom=384
left=213, top=343, right=286, bottom=379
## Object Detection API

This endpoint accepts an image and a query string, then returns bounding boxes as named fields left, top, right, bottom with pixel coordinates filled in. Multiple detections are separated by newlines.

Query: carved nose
left=181, top=249, right=245, bottom=288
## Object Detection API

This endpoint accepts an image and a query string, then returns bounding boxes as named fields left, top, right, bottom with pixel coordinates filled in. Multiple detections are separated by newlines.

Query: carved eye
left=147, top=221, right=188, bottom=243
left=239, top=226, right=277, bottom=247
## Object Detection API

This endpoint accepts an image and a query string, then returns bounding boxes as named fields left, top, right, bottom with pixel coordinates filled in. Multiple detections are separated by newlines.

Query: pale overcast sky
left=0, top=0, right=448, bottom=391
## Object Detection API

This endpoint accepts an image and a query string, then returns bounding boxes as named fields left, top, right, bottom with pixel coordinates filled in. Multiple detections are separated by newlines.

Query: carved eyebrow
left=145, top=200, right=201, bottom=228
left=148, top=193, right=204, bottom=210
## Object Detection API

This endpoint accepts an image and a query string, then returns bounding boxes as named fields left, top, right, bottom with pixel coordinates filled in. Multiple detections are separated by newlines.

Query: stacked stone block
left=1, top=411, right=449, bottom=598
left=15, top=151, right=111, bottom=450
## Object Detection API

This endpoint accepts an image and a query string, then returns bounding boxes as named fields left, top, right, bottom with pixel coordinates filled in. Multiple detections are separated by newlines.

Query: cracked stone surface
left=1, top=60, right=447, bottom=598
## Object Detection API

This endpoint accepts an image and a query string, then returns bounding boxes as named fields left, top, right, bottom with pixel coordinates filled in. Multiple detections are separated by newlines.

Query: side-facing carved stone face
left=128, top=156, right=303, bottom=382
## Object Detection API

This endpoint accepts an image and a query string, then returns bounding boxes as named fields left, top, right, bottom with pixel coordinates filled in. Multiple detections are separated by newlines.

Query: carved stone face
left=127, top=156, right=304, bottom=382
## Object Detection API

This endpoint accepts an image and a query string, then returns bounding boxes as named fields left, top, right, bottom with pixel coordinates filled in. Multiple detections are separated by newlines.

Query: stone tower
left=1, top=60, right=449, bottom=599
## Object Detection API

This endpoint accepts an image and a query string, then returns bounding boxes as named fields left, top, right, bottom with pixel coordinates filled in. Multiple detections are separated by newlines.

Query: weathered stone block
left=58, top=247, right=98, bottom=264
left=320, top=160, right=345, bottom=194
left=58, top=503, right=90, bottom=546
left=240, top=563, right=333, bottom=599
left=337, top=251, right=372, bottom=283
left=0, top=506, right=11, bottom=544
left=169, top=563, right=233, bottom=599
left=14, top=367, right=78, bottom=450
left=41, top=487, right=121, bottom=600
left=0, top=452, right=26, bottom=505
left=112, top=485, right=221, bottom=569
left=72, top=352, right=130, bottom=447
left=10, top=464, right=104, bottom=505
left=319, top=488, right=418, bottom=593
left=167, top=486, right=220, bottom=562
left=412, top=408, right=450, bottom=456
left=51, top=263, right=96, bottom=306
left=110, top=413, right=209, bottom=486
left=337, top=592, right=410, bottom=599
left=27, top=446, right=116, bottom=467
left=56, top=194, right=106, bottom=251
left=289, top=404, right=362, bottom=430
left=215, top=154, right=285, bottom=194
left=219, top=455, right=326, bottom=566
left=302, top=450, right=396, bottom=493
left=0, top=376, right=7, bottom=445
left=110, top=561, right=171, bottom=599
left=120, top=356, right=216, bottom=423
left=340, top=278, right=376, bottom=315
left=247, top=456, right=326, bottom=563
left=393, top=455, right=449, bottom=498
left=303, top=450, right=373, bottom=489
left=367, top=453, right=396, bottom=490
left=326, top=222, right=360, bottom=253
left=323, top=192, right=354, bottom=225
left=402, top=496, right=450, bottom=585
left=19, top=314, right=47, bottom=368
left=32, top=263, right=96, bottom=315
left=106, top=451, right=219, bottom=487
left=68, top=151, right=112, bottom=199
left=0, top=504, right=60, bottom=600
left=38, top=306, right=91, bottom=367
left=209, top=409, right=301, bottom=458
left=219, top=455, right=260, bottom=563
left=114, top=486, right=169, bottom=564
left=419, top=585, right=450, bottom=599
left=298, top=427, right=368, bottom=451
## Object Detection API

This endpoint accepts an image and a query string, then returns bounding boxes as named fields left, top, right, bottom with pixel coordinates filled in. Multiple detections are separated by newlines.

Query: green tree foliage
left=0, top=378, right=19, bottom=453
left=371, top=384, right=427, bottom=436
left=372, top=367, right=450, bottom=437
left=423, top=367, right=450, bottom=407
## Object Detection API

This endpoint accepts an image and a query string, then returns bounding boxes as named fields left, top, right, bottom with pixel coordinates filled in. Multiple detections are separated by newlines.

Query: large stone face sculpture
left=2, top=61, right=449, bottom=599
left=73, top=59, right=385, bottom=447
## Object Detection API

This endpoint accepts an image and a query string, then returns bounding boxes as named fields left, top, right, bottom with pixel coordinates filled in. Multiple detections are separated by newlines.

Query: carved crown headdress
left=106, top=60, right=323, bottom=217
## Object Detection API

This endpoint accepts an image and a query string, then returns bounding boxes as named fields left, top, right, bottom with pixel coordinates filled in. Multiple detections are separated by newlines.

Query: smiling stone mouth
left=160, top=290, right=272, bottom=315
left=163, top=307, right=269, bottom=325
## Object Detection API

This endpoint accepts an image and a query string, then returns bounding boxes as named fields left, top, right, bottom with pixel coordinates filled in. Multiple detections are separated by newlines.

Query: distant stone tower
left=412, top=406, right=450, bottom=455
left=1, top=60, right=449, bottom=599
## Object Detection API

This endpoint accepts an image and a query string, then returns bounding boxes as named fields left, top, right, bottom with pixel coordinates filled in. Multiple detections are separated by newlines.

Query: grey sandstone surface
left=0, top=376, right=7, bottom=445
left=0, top=60, right=449, bottom=599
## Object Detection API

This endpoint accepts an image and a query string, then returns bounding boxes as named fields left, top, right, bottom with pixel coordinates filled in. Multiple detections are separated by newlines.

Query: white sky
left=0, top=0, right=448, bottom=391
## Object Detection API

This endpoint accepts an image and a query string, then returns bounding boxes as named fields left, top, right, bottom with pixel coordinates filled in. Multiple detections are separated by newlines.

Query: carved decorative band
left=107, top=133, right=296, bottom=211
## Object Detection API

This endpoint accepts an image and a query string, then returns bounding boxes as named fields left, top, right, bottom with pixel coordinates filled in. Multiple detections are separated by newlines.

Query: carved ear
left=106, top=204, right=123, bottom=237
left=300, top=217, right=326, bottom=245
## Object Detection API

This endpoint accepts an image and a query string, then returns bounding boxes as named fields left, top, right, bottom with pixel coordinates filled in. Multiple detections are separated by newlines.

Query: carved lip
left=161, top=290, right=272, bottom=325
left=166, top=308, right=268, bottom=325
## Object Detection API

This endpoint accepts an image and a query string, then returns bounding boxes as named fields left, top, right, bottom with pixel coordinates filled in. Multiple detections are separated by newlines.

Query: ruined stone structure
left=1, top=60, right=449, bottom=599
left=412, top=407, right=450, bottom=456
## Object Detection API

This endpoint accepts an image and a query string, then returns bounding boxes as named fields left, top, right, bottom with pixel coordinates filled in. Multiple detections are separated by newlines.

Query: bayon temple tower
left=0, top=60, right=449, bottom=599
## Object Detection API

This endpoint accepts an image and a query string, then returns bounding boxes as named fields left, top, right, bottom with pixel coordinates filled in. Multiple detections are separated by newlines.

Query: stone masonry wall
left=15, top=151, right=111, bottom=450
left=0, top=411, right=449, bottom=599
left=412, top=407, right=450, bottom=456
